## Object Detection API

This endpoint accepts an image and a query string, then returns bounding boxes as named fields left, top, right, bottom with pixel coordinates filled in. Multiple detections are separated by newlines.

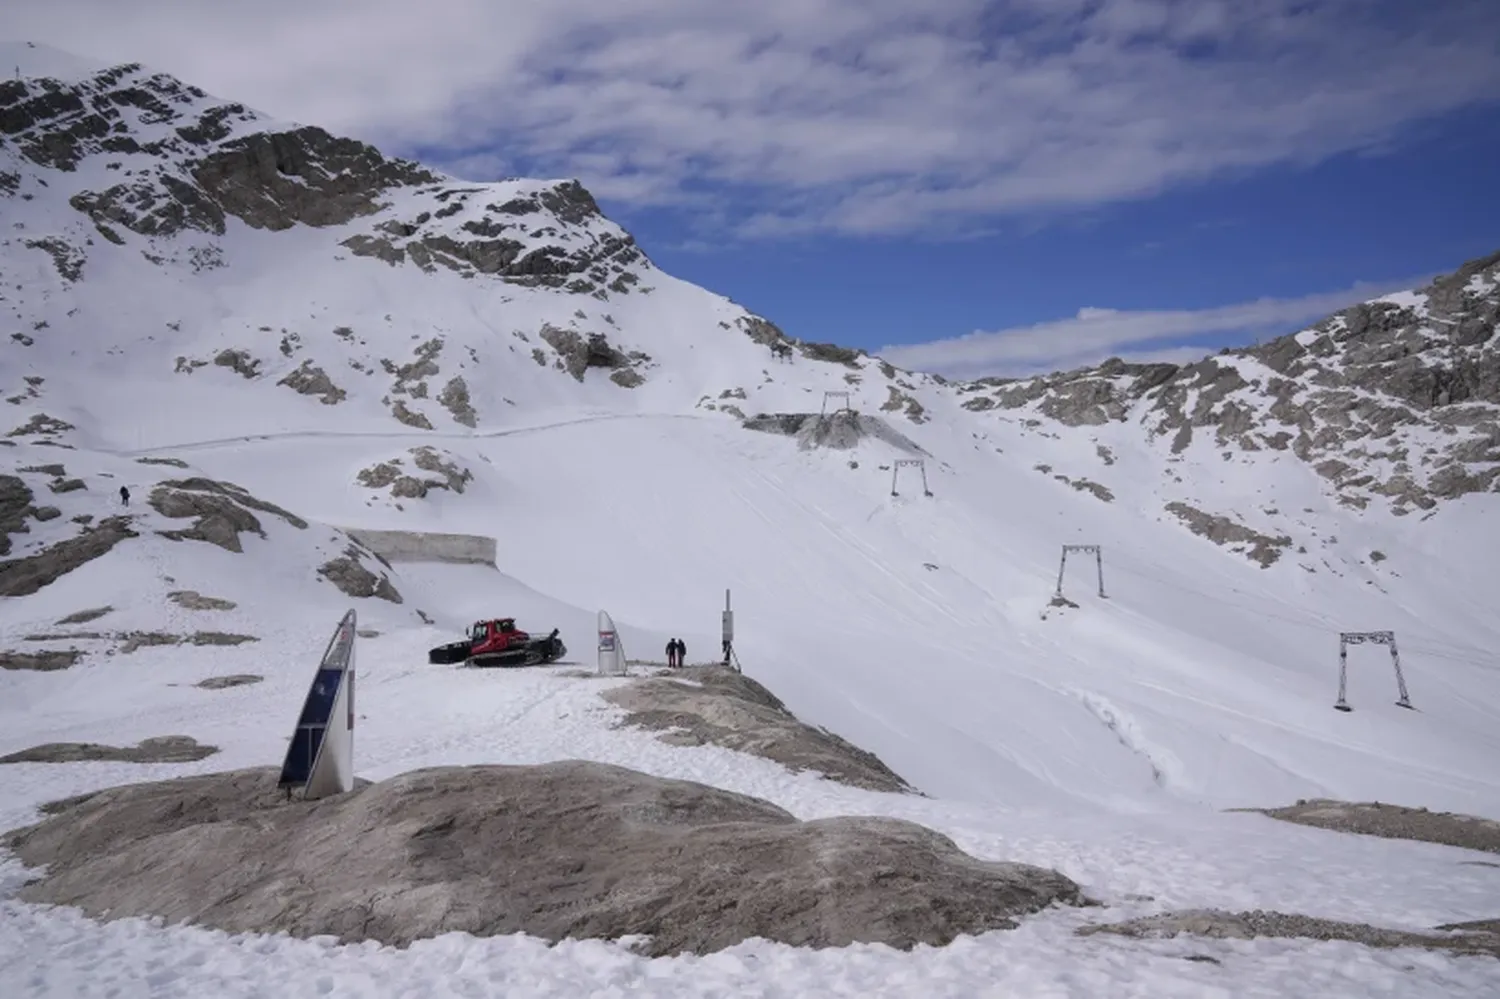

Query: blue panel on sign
left=279, top=667, right=343, bottom=788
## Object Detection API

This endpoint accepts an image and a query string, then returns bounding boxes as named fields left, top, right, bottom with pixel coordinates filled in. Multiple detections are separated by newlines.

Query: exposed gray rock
left=192, top=127, right=440, bottom=231
left=1230, top=799, right=1500, bottom=854
left=195, top=674, right=264, bottom=689
left=277, top=360, right=346, bottom=404
left=55, top=606, right=112, bottom=625
left=1077, top=908, right=1499, bottom=960
left=538, top=325, right=644, bottom=384
left=743, top=412, right=928, bottom=455
left=0, top=649, right=83, bottom=671
left=410, top=447, right=472, bottom=493
left=0, top=735, right=218, bottom=764
left=136, top=456, right=189, bottom=469
left=117, top=631, right=258, bottom=653
left=0, top=473, right=34, bottom=556
left=166, top=590, right=237, bottom=611
left=212, top=349, right=260, bottom=379
left=3, top=762, right=1086, bottom=955
left=357, top=448, right=471, bottom=499
left=956, top=248, right=1500, bottom=514
left=318, top=545, right=403, bottom=603
left=603, top=666, right=917, bottom=794
left=148, top=478, right=307, bottom=553
left=437, top=376, right=476, bottom=427
left=880, top=385, right=928, bottom=424
left=0, top=516, right=138, bottom=597
left=24, top=236, right=84, bottom=281
left=6, top=413, right=75, bottom=439
left=1164, top=502, right=1291, bottom=567
left=389, top=399, right=432, bottom=430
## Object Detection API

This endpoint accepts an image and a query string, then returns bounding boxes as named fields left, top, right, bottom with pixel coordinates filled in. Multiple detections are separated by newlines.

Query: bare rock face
left=1163, top=502, right=1291, bottom=567
left=148, top=478, right=307, bottom=553
left=192, top=127, right=439, bottom=231
left=195, top=673, right=263, bottom=689
left=0, top=516, right=138, bottom=597
left=0, top=735, right=217, bottom=764
left=166, top=590, right=237, bottom=611
left=278, top=360, right=346, bottom=404
left=3, top=762, right=1087, bottom=955
left=0, top=649, right=83, bottom=671
left=955, top=248, right=1500, bottom=515
left=603, top=666, right=918, bottom=794
left=742, top=412, right=927, bottom=456
left=356, top=447, right=471, bottom=500
left=1078, top=908, right=1500, bottom=960
left=318, top=544, right=402, bottom=603
left=339, top=180, right=649, bottom=294
left=538, top=325, right=648, bottom=385
left=1231, top=798, right=1500, bottom=854
left=0, top=474, right=36, bottom=556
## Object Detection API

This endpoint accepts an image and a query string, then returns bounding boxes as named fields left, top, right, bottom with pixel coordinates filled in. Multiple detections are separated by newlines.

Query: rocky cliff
left=956, top=250, right=1500, bottom=515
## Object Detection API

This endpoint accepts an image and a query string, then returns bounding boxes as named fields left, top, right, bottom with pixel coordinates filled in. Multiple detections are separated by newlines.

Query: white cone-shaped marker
left=597, top=609, right=624, bottom=676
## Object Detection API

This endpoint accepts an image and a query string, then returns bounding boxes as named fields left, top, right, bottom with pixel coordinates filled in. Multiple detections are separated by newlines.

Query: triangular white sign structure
left=279, top=608, right=357, bottom=799
left=597, top=609, right=625, bottom=676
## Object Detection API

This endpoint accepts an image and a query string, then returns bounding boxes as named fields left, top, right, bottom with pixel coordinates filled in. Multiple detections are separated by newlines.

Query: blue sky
left=10, top=0, right=1500, bottom=378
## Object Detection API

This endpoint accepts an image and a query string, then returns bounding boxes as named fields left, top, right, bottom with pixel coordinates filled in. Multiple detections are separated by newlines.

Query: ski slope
left=3, top=407, right=1499, bottom=996
left=120, top=407, right=1500, bottom=818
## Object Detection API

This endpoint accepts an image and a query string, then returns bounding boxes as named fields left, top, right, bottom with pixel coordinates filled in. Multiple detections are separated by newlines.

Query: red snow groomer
left=428, top=618, right=567, bottom=668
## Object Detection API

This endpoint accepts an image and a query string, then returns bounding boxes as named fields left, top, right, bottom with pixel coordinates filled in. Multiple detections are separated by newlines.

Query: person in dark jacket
left=119, top=485, right=130, bottom=506
left=665, top=638, right=679, bottom=668
left=676, top=638, right=687, bottom=665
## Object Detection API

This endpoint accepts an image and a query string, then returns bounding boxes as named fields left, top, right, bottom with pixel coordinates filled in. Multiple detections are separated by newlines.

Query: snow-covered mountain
left=3, top=40, right=1499, bottom=997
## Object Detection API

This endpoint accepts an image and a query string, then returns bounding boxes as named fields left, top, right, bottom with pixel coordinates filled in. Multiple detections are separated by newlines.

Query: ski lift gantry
left=1334, top=630, right=1413, bottom=712
left=891, top=458, right=932, bottom=497
left=821, top=390, right=853, bottom=416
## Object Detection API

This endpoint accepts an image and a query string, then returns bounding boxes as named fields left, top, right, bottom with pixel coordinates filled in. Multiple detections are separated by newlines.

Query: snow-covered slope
left=3, top=41, right=1499, bottom=997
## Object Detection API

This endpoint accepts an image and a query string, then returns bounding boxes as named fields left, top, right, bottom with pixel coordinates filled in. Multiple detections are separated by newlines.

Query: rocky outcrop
left=0, top=515, right=137, bottom=597
left=339, top=180, right=649, bottom=293
left=0, top=735, right=217, bottom=764
left=1231, top=798, right=1500, bottom=854
left=148, top=477, right=307, bottom=553
left=1078, top=908, right=1500, bottom=960
left=277, top=361, right=346, bottom=404
left=3, top=762, right=1087, bottom=955
left=538, top=325, right=648, bottom=385
left=195, top=674, right=263, bottom=689
left=356, top=447, right=472, bottom=500
left=957, top=249, right=1500, bottom=515
left=166, top=590, right=237, bottom=611
left=0, top=474, right=35, bottom=556
left=318, top=545, right=402, bottom=603
left=603, top=666, right=918, bottom=794
left=192, top=127, right=439, bottom=231
left=0, top=649, right=82, bottom=671
left=743, top=412, right=928, bottom=455
left=1164, top=502, right=1292, bottom=567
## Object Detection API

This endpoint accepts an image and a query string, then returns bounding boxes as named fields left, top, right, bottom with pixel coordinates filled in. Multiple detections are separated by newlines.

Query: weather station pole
left=722, top=588, right=738, bottom=671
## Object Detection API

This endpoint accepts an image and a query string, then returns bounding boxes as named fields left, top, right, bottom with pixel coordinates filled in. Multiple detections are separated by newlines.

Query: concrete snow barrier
left=342, top=528, right=496, bottom=566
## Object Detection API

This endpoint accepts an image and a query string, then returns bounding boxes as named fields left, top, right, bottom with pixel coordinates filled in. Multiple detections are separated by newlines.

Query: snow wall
left=342, top=528, right=497, bottom=566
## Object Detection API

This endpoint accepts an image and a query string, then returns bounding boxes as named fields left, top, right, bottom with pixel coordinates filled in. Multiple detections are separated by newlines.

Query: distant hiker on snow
left=119, top=485, right=130, bottom=506
left=677, top=638, right=687, bottom=665
left=665, top=639, right=678, bottom=668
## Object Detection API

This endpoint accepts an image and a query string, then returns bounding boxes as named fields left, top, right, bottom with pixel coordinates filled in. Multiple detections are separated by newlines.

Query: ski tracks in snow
left=1065, top=688, right=1185, bottom=792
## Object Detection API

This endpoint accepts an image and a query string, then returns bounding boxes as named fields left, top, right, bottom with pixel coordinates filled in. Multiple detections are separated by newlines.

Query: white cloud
left=877, top=275, right=1433, bottom=379
left=5, top=1, right=1499, bottom=237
